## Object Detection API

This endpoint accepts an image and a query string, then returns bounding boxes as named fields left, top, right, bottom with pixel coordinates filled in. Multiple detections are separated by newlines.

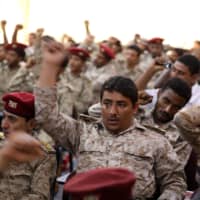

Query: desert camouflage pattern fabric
left=115, top=61, right=144, bottom=82
left=0, top=64, right=20, bottom=111
left=174, top=105, right=200, bottom=165
left=138, top=108, right=192, bottom=167
left=0, top=131, right=57, bottom=200
left=8, top=39, right=43, bottom=94
left=35, top=86, right=186, bottom=200
left=58, top=69, right=93, bottom=116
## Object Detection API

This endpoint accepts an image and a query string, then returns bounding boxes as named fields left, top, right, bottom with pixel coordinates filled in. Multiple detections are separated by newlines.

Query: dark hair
left=160, top=77, right=191, bottom=105
left=177, top=54, right=200, bottom=75
left=127, top=45, right=142, bottom=56
left=100, top=76, right=138, bottom=105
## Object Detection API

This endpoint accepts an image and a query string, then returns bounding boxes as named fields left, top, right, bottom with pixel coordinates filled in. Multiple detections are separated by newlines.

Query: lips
left=107, top=118, right=120, bottom=125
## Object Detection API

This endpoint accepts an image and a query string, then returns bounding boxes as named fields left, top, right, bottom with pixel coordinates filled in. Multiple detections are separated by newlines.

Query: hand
left=36, top=28, right=44, bottom=37
left=149, top=56, right=168, bottom=73
left=138, top=90, right=153, bottom=105
left=26, top=56, right=36, bottom=68
left=1, top=20, right=6, bottom=29
left=15, top=24, right=23, bottom=30
left=0, top=132, right=44, bottom=163
left=42, top=40, right=66, bottom=69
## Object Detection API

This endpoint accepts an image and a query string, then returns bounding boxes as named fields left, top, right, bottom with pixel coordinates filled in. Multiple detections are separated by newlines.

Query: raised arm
left=11, top=24, right=23, bottom=43
left=35, top=40, right=81, bottom=153
left=1, top=20, right=8, bottom=44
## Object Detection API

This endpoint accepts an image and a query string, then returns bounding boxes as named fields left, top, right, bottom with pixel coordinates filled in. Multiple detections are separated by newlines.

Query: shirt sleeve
left=35, top=86, right=82, bottom=154
left=20, top=154, right=57, bottom=200
left=155, top=136, right=187, bottom=200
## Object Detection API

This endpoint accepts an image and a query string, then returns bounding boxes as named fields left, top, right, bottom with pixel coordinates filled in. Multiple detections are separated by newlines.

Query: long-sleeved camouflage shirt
left=0, top=132, right=57, bottom=200
left=174, top=105, right=200, bottom=166
left=35, top=86, right=187, bottom=200
left=138, top=108, right=192, bottom=168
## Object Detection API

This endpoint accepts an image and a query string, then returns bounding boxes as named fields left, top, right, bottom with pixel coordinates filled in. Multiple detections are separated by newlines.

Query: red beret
left=68, top=47, right=90, bottom=61
left=64, top=167, right=136, bottom=200
left=99, top=44, right=115, bottom=59
left=148, top=37, right=164, bottom=44
left=5, top=43, right=27, bottom=58
left=2, top=92, right=35, bottom=119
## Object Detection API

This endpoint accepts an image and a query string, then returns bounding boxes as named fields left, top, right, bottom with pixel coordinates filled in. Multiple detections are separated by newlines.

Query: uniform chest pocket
left=80, top=142, right=107, bottom=153
left=122, top=147, right=154, bottom=171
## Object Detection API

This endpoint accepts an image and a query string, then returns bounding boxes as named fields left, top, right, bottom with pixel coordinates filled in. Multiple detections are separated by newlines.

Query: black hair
left=100, top=76, right=138, bottom=105
left=127, top=45, right=142, bottom=56
left=160, top=77, right=191, bottom=105
left=177, top=54, right=200, bottom=75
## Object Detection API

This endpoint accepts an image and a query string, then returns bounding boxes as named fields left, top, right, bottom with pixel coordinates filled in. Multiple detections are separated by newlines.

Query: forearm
left=135, top=65, right=156, bottom=90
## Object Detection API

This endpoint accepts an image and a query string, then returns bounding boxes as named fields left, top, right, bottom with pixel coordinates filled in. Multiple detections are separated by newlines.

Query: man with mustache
left=35, top=41, right=187, bottom=200
left=138, top=77, right=192, bottom=168
left=0, top=92, right=57, bottom=200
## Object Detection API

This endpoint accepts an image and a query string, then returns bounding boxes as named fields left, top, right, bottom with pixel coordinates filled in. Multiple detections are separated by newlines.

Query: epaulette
left=143, top=124, right=166, bottom=135
left=79, top=114, right=99, bottom=123
left=134, top=120, right=147, bottom=131
left=36, top=131, right=56, bottom=154
left=0, top=132, right=5, bottom=140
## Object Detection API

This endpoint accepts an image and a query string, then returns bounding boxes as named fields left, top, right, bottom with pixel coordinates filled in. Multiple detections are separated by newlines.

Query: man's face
left=124, top=49, right=139, bottom=66
left=94, top=52, right=108, bottom=68
left=101, top=91, right=136, bottom=133
left=170, top=61, right=197, bottom=86
left=5, top=50, right=21, bottom=66
left=1, top=111, right=33, bottom=136
left=148, top=43, right=163, bottom=57
left=153, top=88, right=186, bottom=124
left=69, top=55, right=84, bottom=74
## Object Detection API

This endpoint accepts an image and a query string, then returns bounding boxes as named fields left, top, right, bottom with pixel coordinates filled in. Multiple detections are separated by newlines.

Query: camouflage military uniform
left=116, top=61, right=144, bottom=82
left=35, top=86, right=187, bottom=200
left=58, top=69, right=93, bottom=116
left=0, top=131, right=57, bottom=200
left=90, top=62, right=117, bottom=103
left=174, top=105, right=200, bottom=165
left=8, top=38, right=43, bottom=94
left=138, top=108, right=192, bottom=167
left=8, top=65, right=37, bottom=93
left=0, top=65, right=20, bottom=111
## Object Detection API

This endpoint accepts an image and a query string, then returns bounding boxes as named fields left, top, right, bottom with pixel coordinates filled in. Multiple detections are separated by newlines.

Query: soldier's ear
left=27, top=118, right=36, bottom=131
left=133, top=103, right=138, bottom=114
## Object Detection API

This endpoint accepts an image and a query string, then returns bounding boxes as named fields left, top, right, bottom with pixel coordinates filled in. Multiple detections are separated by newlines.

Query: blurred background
left=0, top=0, right=199, bottom=48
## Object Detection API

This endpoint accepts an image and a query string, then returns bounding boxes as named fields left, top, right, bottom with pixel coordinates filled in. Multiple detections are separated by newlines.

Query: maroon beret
left=5, top=43, right=27, bottom=58
left=99, top=44, right=115, bottom=59
left=148, top=37, right=164, bottom=44
left=2, top=92, right=35, bottom=119
left=64, top=167, right=136, bottom=200
left=68, top=47, right=90, bottom=61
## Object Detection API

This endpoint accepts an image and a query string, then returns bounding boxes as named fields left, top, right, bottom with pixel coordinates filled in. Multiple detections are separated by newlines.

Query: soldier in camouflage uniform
left=138, top=77, right=192, bottom=167
left=0, top=43, right=27, bottom=111
left=0, top=92, right=57, bottom=200
left=174, top=105, right=200, bottom=173
left=116, top=44, right=145, bottom=82
left=35, top=41, right=187, bottom=200
left=58, top=47, right=93, bottom=116
left=85, top=43, right=117, bottom=103
left=8, top=30, right=46, bottom=93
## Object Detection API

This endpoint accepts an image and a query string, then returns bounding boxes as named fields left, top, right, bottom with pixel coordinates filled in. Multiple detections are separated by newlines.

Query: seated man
left=0, top=92, right=57, bottom=200
left=138, top=77, right=192, bottom=167
left=35, top=41, right=187, bottom=199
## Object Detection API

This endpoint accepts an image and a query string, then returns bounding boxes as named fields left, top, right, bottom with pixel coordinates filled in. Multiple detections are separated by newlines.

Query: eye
left=102, top=101, right=112, bottom=107
left=117, top=102, right=127, bottom=108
